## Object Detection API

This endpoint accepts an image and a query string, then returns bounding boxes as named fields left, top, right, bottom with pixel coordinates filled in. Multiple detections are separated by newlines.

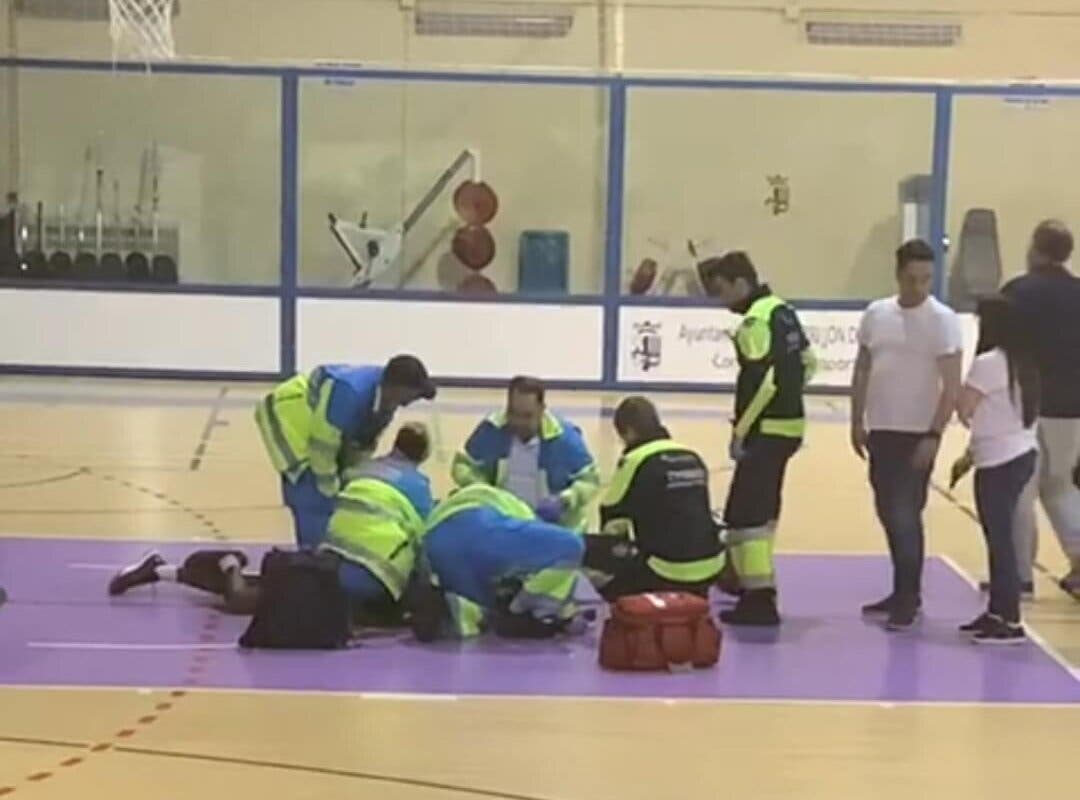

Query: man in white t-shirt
left=850, top=239, right=963, bottom=630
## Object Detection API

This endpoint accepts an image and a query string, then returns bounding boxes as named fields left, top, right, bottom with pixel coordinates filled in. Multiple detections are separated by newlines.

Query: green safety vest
left=321, top=476, right=426, bottom=600
left=733, top=293, right=810, bottom=439
left=602, top=439, right=724, bottom=584
left=425, top=483, right=536, bottom=534
left=254, top=373, right=313, bottom=482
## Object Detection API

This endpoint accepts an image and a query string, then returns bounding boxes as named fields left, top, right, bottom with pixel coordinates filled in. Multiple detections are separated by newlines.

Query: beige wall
left=949, top=95, right=1080, bottom=285
left=10, top=1, right=1080, bottom=293
left=14, top=69, right=280, bottom=283
left=299, top=78, right=607, bottom=292
left=12, top=1, right=1080, bottom=79
left=625, top=89, right=934, bottom=299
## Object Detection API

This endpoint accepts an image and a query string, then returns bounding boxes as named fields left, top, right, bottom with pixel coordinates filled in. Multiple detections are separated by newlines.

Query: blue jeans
left=281, top=471, right=334, bottom=550
left=975, top=449, right=1037, bottom=623
left=868, top=431, right=933, bottom=601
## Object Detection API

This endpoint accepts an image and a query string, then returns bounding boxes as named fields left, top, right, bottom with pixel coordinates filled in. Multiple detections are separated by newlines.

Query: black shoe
left=861, top=595, right=895, bottom=618
left=719, top=589, right=780, bottom=627
left=407, top=578, right=450, bottom=643
left=885, top=599, right=921, bottom=631
left=979, top=580, right=1035, bottom=600
left=108, top=552, right=165, bottom=596
left=959, top=612, right=994, bottom=633
left=972, top=616, right=1026, bottom=646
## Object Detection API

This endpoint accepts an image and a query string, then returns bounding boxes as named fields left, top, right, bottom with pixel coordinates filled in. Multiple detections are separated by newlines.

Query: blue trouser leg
left=975, top=450, right=1037, bottom=624
left=425, top=508, right=584, bottom=623
left=868, top=431, right=932, bottom=602
left=281, top=471, right=334, bottom=550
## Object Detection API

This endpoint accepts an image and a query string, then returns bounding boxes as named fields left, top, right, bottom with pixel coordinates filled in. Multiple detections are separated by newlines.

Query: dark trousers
left=594, top=554, right=713, bottom=601
left=867, top=431, right=933, bottom=601
left=724, top=435, right=802, bottom=528
left=974, top=449, right=1037, bottom=623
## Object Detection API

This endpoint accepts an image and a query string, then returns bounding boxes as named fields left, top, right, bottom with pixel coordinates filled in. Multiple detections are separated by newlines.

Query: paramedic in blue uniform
left=451, top=376, right=599, bottom=532
left=255, top=355, right=437, bottom=548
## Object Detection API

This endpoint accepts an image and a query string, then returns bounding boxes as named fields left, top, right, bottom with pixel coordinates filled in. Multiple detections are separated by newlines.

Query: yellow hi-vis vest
left=254, top=373, right=312, bottom=483
left=425, top=483, right=536, bottom=534
left=321, top=477, right=426, bottom=601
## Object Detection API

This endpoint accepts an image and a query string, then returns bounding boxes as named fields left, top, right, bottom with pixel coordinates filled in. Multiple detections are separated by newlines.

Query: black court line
left=114, top=746, right=563, bottom=800
left=0, top=469, right=88, bottom=490
left=190, top=387, right=230, bottom=472
left=0, top=735, right=86, bottom=751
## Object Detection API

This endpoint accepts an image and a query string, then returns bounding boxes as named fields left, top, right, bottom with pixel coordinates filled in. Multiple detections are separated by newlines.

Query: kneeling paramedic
left=109, top=425, right=434, bottom=626
left=255, top=355, right=436, bottom=549
left=410, top=484, right=586, bottom=641
left=586, top=396, right=724, bottom=599
left=451, top=376, right=599, bottom=531
left=698, top=251, right=815, bottom=626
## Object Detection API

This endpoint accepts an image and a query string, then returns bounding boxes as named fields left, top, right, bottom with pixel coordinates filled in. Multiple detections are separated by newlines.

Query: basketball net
left=108, top=0, right=176, bottom=62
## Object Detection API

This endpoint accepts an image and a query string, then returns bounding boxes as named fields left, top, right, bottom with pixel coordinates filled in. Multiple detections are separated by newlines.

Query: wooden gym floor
left=0, top=378, right=1077, bottom=799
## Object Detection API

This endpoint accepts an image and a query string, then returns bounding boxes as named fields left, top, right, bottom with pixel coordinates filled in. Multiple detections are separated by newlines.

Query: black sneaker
left=108, top=552, right=165, bottom=596
left=719, top=589, right=780, bottom=627
left=972, top=616, right=1026, bottom=646
left=885, top=599, right=921, bottom=631
left=959, top=612, right=993, bottom=633
left=861, top=595, right=895, bottom=618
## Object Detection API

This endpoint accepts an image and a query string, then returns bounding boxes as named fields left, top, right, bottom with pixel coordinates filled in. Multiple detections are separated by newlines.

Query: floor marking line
left=938, top=554, right=1080, bottom=683
left=26, top=642, right=235, bottom=652
left=4, top=682, right=1078, bottom=709
left=0, top=735, right=87, bottom=751
left=189, top=387, right=229, bottom=472
left=0, top=469, right=88, bottom=491
left=111, top=745, right=561, bottom=800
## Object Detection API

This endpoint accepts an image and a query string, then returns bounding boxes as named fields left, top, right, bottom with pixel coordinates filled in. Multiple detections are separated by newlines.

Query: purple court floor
left=1, top=537, right=1077, bottom=704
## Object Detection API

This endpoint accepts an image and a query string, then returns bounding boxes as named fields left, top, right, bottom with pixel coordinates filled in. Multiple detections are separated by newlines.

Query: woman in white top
left=956, top=295, right=1040, bottom=644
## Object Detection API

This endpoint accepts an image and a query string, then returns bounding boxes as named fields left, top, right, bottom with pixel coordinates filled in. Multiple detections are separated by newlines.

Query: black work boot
left=407, top=578, right=451, bottom=643
left=720, top=588, right=780, bottom=626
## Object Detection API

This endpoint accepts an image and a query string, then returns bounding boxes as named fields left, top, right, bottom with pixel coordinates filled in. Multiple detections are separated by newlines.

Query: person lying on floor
left=108, top=423, right=435, bottom=625
left=582, top=396, right=725, bottom=600
left=409, top=483, right=588, bottom=641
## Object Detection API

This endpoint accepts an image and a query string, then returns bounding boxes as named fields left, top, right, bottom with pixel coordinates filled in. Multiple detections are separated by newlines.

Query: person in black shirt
left=584, top=397, right=724, bottom=600
left=1002, top=220, right=1080, bottom=594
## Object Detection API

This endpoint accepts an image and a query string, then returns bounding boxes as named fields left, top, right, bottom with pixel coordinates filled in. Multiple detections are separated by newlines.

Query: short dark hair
left=896, top=239, right=935, bottom=272
left=508, top=375, right=545, bottom=405
left=382, top=354, right=436, bottom=400
left=697, top=251, right=758, bottom=288
left=613, top=396, right=664, bottom=438
left=1031, top=219, right=1073, bottom=264
left=393, top=422, right=430, bottom=464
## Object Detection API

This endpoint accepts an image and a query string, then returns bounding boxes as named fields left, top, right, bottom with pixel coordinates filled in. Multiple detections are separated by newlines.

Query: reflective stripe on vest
left=760, top=418, right=806, bottom=438
left=426, top=483, right=536, bottom=533
left=647, top=553, right=724, bottom=583
left=254, top=374, right=311, bottom=480
left=602, top=439, right=688, bottom=507
left=323, top=478, right=423, bottom=599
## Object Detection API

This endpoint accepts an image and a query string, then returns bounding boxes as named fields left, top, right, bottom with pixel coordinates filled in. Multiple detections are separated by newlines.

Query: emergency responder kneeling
left=582, top=396, right=725, bottom=600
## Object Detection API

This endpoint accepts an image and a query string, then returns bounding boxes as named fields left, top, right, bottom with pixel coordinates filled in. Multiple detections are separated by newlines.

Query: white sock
left=158, top=565, right=178, bottom=582
left=218, top=555, right=242, bottom=573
